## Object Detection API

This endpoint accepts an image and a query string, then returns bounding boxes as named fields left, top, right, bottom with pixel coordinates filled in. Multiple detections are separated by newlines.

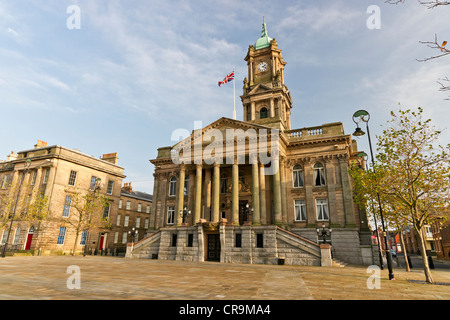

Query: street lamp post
left=1, top=159, right=32, bottom=258
left=353, top=110, right=395, bottom=280
left=357, top=152, right=384, bottom=270
left=128, top=227, right=139, bottom=245
left=179, top=206, right=191, bottom=225
left=244, top=203, right=253, bottom=224
left=316, top=223, right=332, bottom=245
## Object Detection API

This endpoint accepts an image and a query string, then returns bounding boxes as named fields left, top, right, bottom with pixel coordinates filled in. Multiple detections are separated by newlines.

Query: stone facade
left=130, top=22, right=375, bottom=266
left=0, top=141, right=125, bottom=255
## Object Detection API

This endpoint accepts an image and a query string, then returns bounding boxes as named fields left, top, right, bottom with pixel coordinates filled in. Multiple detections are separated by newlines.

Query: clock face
left=257, top=62, right=268, bottom=72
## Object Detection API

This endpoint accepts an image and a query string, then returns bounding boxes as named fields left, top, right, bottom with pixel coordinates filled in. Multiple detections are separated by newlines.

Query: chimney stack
left=101, top=152, right=119, bottom=165
left=34, top=140, right=48, bottom=149
left=122, top=182, right=133, bottom=193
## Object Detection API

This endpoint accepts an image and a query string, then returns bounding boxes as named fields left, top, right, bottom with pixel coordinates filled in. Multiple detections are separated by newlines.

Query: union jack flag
left=218, top=71, right=235, bottom=87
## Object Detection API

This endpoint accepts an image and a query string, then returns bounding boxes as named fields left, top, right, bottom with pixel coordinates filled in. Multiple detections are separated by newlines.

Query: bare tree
left=386, top=0, right=450, bottom=99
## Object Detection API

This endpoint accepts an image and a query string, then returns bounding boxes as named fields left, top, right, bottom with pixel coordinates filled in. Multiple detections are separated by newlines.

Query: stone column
left=194, top=164, right=203, bottom=224
left=320, top=244, right=332, bottom=267
left=176, top=165, right=186, bottom=226
left=325, top=157, right=339, bottom=227
left=151, top=173, right=160, bottom=229
left=272, top=159, right=282, bottom=226
left=259, top=163, right=267, bottom=225
left=212, top=163, right=220, bottom=223
left=280, top=159, right=288, bottom=225
left=304, top=161, right=316, bottom=227
left=232, top=162, right=239, bottom=226
left=251, top=160, right=260, bottom=225
left=204, top=168, right=212, bottom=221
left=339, top=155, right=356, bottom=227
left=270, top=98, right=275, bottom=118
left=251, top=101, right=256, bottom=121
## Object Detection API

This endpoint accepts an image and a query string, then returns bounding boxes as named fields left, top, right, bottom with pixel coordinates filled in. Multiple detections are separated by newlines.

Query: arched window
left=260, top=107, right=268, bottom=119
left=292, top=165, right=304, bottom=188
left=313, top=163, right=326, bottom=186
left=169, top=176, right=177, bottom=196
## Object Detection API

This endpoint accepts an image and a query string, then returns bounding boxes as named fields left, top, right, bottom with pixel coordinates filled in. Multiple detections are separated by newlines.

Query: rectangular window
left=103, top=204, right=110, bottom=219
left=294, top=200, right=306, bottom=222
left=122, top=232, right=128, bottom=244
left=31, top=171, right=37, bottom=186
left=169, top=178, right=177, bottom=197
left=107, top=181, right=114, bottom=195
left=137, top=203, right=142, bottom=212
left=90, top=176, right=98, bottom=190
left=126, top=201, right=131, bottom=210
left=171, top=233, right=177, bottom=247
left=1, top=230, right=9, bottom=244
left=43, top=169, right=50, bottom=185
left=184, top=175, right=189, bottom=196
left=13, top=227, right=21, bottom=245
left=235, top=233, right=242, bottom=248
left=57, top=227, right=67, bottom=245
left=116, top=214, right=121, bottom=226
left=146, top=205, right=151, bottom=213
left=114, top=232, right=119, bottom=244
left=136, top=217, right=141, bottom=228
left=167, top=206, right=175, bottom=225
left=316, top=199, right=329, bottom=221
left=187, top=234, right=194, bottom=247
left=80, top=230, right=88, bottom=246
left=144, top=218, right=149, bottom=229
left=1, top=175, right=10, bottom=190
left=119, top=199, right=122, bottom=209
left=124, top=215, right=130, bottom=227
left=68, top=171, right=77, bottom=186
left=220, top=178, right=228, bottom=194
left=293, top=167, right=304, bottom=188
left=62, top=196, right=72, bottom=218
left=256, top=233, right=264, bottom=248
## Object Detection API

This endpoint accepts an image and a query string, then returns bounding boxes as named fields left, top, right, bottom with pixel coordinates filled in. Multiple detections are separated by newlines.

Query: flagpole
left=233, top=66, right=236, bottom=120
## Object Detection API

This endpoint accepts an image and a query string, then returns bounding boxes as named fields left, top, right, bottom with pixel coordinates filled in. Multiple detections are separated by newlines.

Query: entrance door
left=99, top=234, right=105, bottom=251
left=25, top=227, right=34, bottom=250
left=207, top=234, right=221, bottom=262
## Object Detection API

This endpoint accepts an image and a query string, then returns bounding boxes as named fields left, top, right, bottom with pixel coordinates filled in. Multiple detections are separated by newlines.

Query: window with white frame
left=126, top=201, right=131, bottom=210
left=294, top=200, right=306, bottom=221
left=293, top=165, right=304, bottom=188
left=62, top=196, right=72, bottom=217
left=103, top=204, right=110, bottom=219
left=57, top=227, right=67, bottom=245
left=122, top=232, right=128, bottom=244
left=90, top=176, right=98, bottom=190
left=31, top=171, right=37, bottom=186
left=119, top=199, right=122, bottom=209
left=144, top=218, right=149, bottom=229
left=313, top=163, right=326, bottom=186
left=1, top=175, right=10, bottom=189
left=116, top=214, right=121, bottom=226
left=184, top=175, right=189, bottom=195
left=107, top=181, right=114, bottom=195
left=124, top=215, right=130, bottom=227
left=146, top=205, right=150, bottom=213
left=316, top=199, right=329, bottom=221
left=42, top=169, right=50, bottom=185
left=169, top=177, right=177, bottom=196
left=80, top=230, right=87, bottom=246
left=68, top=171, right=77, bottom=186
left=1, top=230, right=9, bottom=244
left=114, top=232, right=119, bottom=244
left=167, top=206, right=175, bottom=225
left=137, top=203, right=142, bottom=212
left=13, top=227, right=21, bottom=245
left=136, top=217, right=141, bottom=228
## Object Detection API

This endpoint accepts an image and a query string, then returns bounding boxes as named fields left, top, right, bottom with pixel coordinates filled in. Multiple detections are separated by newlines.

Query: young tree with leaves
left=375, top=107, right=449, bottom=283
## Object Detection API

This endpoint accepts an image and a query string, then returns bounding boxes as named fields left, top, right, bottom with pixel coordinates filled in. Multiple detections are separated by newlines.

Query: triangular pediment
left=246, top=83, right=273, bottom=96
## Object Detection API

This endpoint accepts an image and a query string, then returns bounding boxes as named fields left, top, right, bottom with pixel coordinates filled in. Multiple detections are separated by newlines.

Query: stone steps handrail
left=276, top=227, right=320, bottom=248
left=130, top=231, right=161, bottom=252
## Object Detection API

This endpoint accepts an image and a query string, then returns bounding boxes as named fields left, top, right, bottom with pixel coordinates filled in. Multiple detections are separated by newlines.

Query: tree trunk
left=416, top=227, right=434, bottom=284
left=398, top=227, right=411, bottom=272
left=72, top=230, right=80, bottom=257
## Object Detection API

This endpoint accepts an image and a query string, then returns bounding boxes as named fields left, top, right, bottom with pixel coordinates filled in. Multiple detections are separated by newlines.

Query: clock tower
left=241, top=19, right=293, bottom=131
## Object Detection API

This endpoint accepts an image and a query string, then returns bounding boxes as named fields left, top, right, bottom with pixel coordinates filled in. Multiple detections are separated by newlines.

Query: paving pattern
left=0, top=256, right=449, bottom=300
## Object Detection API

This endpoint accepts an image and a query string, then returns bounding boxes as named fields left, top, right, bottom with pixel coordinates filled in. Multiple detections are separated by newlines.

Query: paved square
left=0, top=256, right=449, bottom=300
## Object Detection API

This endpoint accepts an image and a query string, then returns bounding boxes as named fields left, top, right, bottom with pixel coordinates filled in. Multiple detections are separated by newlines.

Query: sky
left=1, top=0, right=449, bottom=194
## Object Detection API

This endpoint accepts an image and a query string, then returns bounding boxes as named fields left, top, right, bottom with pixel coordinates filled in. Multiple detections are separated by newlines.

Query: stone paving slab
left=0, top=256, right=449, bottom=301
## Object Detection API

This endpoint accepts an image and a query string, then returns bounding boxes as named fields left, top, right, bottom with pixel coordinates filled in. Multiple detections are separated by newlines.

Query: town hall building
left=127, top=22, right=375, bottom=266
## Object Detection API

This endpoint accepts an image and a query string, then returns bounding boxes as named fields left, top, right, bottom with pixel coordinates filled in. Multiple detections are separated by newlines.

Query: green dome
left=255, top=19, right=272, bottom=50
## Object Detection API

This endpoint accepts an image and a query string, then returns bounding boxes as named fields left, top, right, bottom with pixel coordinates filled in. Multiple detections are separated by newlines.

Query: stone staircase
left=332, top=259, right=348, bottom=268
